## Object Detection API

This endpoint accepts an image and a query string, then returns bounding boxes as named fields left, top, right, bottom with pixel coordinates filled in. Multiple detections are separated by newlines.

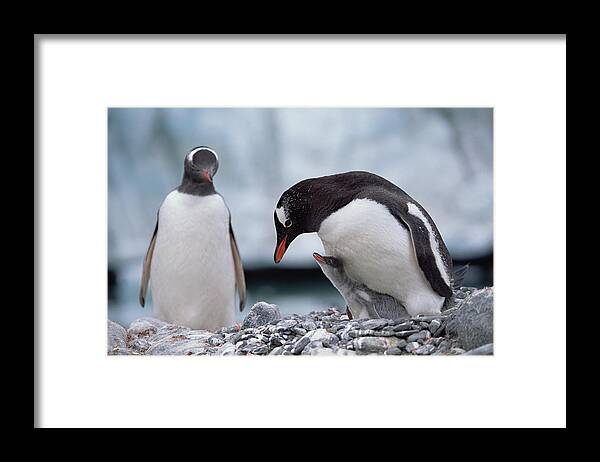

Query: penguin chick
left=312, top=252, right=409, bottom=321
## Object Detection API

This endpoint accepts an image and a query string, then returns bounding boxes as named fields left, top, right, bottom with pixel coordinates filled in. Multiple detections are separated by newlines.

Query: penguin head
left=274, top=177, right=343, bottom=263
left=273, top=188, right=310, bottom=263
left=312, top=253, right=349, bottom=292
left=184, top=146, right=219, bottom=184
left=312, top=252, right=343, bottom=272
left=274, top=176, right=347, bottom=263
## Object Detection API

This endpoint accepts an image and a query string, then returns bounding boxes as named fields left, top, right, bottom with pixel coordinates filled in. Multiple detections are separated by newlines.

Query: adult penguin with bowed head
left=273, top=171, right=464, bottom=317
left=139, top=146, right=246, bottom=331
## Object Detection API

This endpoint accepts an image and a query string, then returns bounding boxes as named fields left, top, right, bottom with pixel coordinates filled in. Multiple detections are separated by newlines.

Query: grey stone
left=145, top=329, right=214, bottom=355
left=269, top=346, right=284, bottom=355
left=360, top=319, right=390, bottom=330
left=393, top=329, right=420, bottom=338
left=293, top=327, right=308, bottom=336
left=236, top=337, right=266, bottom=354
left=292, top=336, right=311, bottom=355
left=275, top=319, right=298, bottom=331
left=124, top=318, right=216, bottom=355
left=445, top=287, right=493, bottom=350
left=269, top=335, right=285, bottom=346
left=208, top=336, right=224, bottom=346
left=464, top=343, right=494, bottom=355
left=384, top=347, right=403, bottom=355
left=309, top=328, right=339, bottom=346
left=107, top=320, right=127, bottom=355
left=414, top=344, right=436, bottom=355
left=241, top=301, right=282, bottom=329
left=301, top=320, right=317, bottom=331
left=437, top=339, right=451, bottom=353
left=126, top=317, right=168, bottom=351
left=216, top=343, right=236, bottom=356
left=251, top=345, right=269, bottom=355
left=216, top=325, right=241, bottom=334
left=393, top=322, right=415, bottom=332
left=412, top=315, right=446, bottom=323
left=405, top=341, right=420, bottom=353
left=429, top=319, right=442, bottom=335
left=354, top=336, right=404, bottom=353
left=407, top=330, right=431, bottom=343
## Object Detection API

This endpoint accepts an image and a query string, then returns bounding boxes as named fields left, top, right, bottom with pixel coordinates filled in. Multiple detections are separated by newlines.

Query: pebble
left=292, top=336, right=311, bottom=355
left=269, top=346, right=284, bottom=355
left=301, top=321, right=317, bottom=331
left=360, top=319, right=389, bottom=330
left=354, top=337, right=389, bottom=353
left=395, top=329, right=421, bottom=338
left=407, top=330, right=431, bottom=343
left=276, top=319, right=298, bottom=331
left=414, top=344, right=436, bottom=355
left=241, top=301, right=282, bottom=329
left=429, top=319, right=442, bottom=335
left=251, top=345, right=269, bottom=355
left=405, top=342, right=420, bottom=353
left=464, top=343, right=494, bottom=355
left=111, top=287, right=491, bottom=356
left=216, top=343, right=236, bottom=356
left=384, top=347, right=403, bottom=355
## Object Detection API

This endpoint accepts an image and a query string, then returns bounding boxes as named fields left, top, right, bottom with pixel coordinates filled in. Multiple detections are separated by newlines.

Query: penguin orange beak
left=274, top=235, right=288, bottom=263
left=312, top=252, right=325, bottom=263
left=201, top=169, right=213, bottom=183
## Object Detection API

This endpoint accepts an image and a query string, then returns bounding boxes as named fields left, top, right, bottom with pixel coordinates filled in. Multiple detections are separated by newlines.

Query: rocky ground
left=108, top=287, right=493, bottom=356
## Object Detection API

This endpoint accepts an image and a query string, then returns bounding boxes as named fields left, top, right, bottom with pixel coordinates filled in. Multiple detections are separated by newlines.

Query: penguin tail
left=452, top=264, right=470, bottom=290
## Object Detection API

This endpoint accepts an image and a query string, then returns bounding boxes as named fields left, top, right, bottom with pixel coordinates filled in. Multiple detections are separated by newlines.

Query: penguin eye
left=284, top=219, right=292, bottom=228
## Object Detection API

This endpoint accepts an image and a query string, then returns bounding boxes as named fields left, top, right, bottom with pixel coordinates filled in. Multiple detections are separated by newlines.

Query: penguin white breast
left=151, top=191, right=235, bottom=330
left=317, top=198, right=444, bottom=316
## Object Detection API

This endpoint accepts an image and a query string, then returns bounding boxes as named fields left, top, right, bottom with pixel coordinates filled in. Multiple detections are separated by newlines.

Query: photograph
left=36, top=34, right=566, bottom=429
left=107, top=107, right=494, bottom=356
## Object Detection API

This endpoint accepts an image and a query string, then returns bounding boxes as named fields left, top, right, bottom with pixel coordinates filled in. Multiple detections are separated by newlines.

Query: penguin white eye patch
left=276, top=206, right=291, bottom=227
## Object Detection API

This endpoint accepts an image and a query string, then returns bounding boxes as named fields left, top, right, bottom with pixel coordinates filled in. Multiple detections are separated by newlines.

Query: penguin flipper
left=139, top=214, right=158, bottom=308
left=229, top=222, right=247, bottom=312
left=383, top=200, right=454, bottom=299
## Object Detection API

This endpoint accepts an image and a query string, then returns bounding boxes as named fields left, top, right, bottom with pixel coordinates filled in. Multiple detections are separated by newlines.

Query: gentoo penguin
left=273, top=171, right=459, bottom=317
left=312, top=252, right=409, bottom=320
left=139, top=146, right=246, bottom=331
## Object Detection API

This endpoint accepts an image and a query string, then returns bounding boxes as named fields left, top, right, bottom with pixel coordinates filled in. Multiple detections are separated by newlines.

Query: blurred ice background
left=108, top=108, right=493, bottom=327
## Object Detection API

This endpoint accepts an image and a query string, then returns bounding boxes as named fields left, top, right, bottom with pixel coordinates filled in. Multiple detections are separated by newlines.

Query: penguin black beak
left=201, top=169, right=213, bottom=183
left=274, top=235, right=288, bottom=263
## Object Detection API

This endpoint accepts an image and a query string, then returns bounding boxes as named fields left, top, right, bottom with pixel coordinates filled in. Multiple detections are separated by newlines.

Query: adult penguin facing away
left=139, top=146, right=246, bottom=331
left=273, top=171, right=460, bottom=317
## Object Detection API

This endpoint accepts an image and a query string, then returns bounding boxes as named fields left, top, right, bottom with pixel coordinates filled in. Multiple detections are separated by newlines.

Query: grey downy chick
left=313, top=252, right=409, bottom=321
